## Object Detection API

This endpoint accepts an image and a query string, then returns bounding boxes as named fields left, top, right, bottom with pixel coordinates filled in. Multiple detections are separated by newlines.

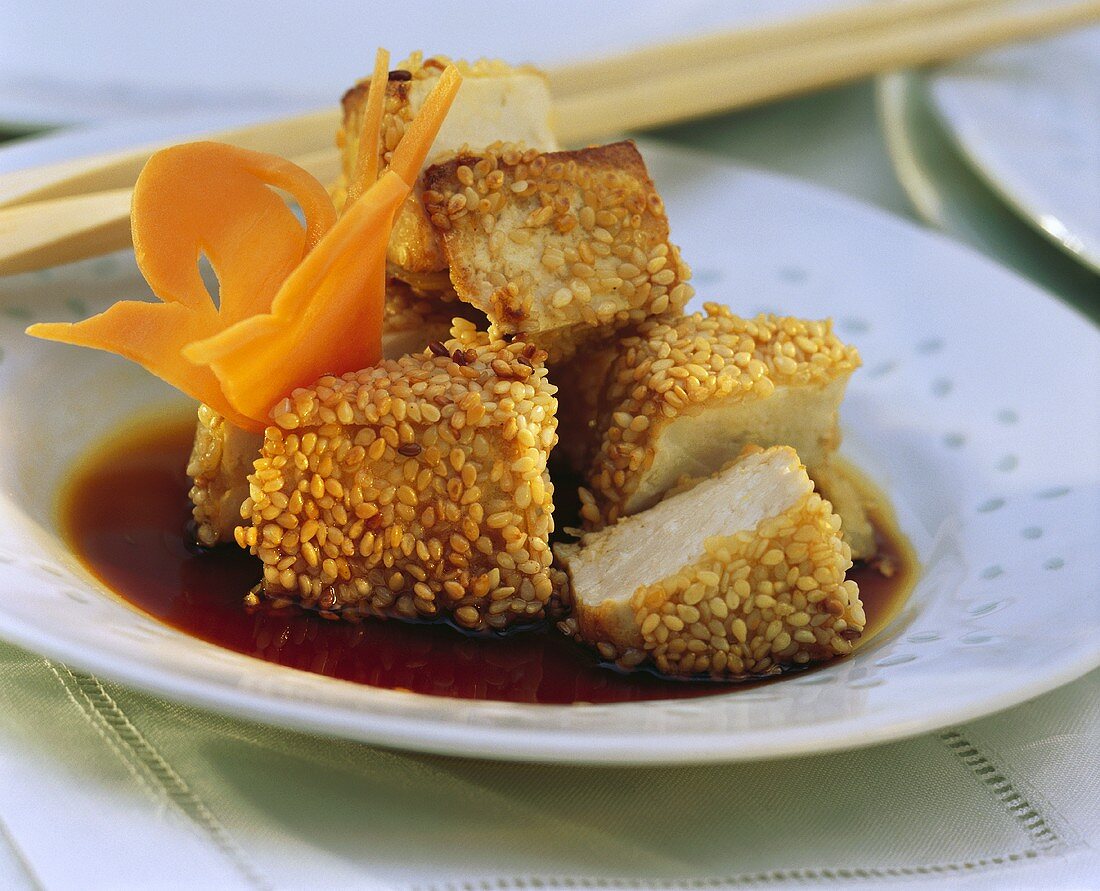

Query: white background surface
left=0, top=0, right=844, bottom=125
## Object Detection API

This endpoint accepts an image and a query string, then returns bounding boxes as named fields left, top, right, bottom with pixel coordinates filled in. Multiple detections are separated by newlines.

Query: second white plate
left=923, top=26, right=1100, bottom=273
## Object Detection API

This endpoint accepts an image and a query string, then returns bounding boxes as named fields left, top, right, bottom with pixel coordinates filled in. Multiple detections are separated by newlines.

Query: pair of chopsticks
left=1, top=0, right=1097, bottom=277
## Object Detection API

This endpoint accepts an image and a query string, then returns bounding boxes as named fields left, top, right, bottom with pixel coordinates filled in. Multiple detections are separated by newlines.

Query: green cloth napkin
left=0, top=641, right=1095, bottom=889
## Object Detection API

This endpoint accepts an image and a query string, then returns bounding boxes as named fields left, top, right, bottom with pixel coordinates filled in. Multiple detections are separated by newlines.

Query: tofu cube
left=581, top=304, right=861, bottom=529
left=557, top=446, right=865, bottom=678
left=422, top=140, right=694, bottom=360
left=237, top=334, right=560, bottom=632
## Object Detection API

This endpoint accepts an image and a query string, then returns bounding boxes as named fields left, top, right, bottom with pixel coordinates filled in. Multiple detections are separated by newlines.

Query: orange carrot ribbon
left=29, top=55, right=461, bottom=433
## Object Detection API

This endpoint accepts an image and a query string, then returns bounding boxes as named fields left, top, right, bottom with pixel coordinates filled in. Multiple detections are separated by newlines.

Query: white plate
left=923, top=26, right=1100, bottom=273
left=0, top=137, right=1097, bottom=765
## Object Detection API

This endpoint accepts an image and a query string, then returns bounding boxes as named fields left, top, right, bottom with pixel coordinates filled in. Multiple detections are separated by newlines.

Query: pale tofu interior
left=569, top=448, right=811, bottom=608
left=628, top=378, right=847, bottom=515
left=410, top=73, right=557, bottom=163
left=387, top=72, right=559, bottom=277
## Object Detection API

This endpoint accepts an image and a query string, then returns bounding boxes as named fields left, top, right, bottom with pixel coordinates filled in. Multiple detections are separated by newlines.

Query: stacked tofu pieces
left=335, top=53, right=558, bottom=295
left=188, top=54, right=876, bottom=675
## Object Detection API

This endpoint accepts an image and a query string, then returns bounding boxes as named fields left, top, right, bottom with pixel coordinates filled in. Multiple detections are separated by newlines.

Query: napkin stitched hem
left=46, top=661, right=273, bottom=891
left=39, top=658, right=1085, bottom=890
left=408, top=848, right=1055, bottom=890
left=408, top=850, right=1064, bottom=890
left=406, top=726, right=1077, bottom=890
left=939, top=729, right=1068, bottom=853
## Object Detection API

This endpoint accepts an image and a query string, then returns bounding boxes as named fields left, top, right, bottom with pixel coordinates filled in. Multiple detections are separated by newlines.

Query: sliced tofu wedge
left=237, top=333, right=560, bottom=632
left=557, top=446, right=865, bottom=678
left=423, top=140, right=694, bottom=361
left=581, top=304, right=864, bottom=539
left=337, top=54, right=558, bottom=285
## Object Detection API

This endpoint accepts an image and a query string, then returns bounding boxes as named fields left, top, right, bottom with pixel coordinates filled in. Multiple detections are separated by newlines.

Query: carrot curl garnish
left=28, top=53, right=461, bottom=433
left=344, top=47, right=390, bottom=210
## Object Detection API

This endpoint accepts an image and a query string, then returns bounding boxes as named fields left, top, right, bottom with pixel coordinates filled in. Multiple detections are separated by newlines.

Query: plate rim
left=874, top=70, right=1100, bottom=320
left=3, top=600, right=1097, bottom=766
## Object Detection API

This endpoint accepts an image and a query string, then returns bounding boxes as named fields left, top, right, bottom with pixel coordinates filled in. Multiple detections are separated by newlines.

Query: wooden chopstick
left=552, top=0, right=1100, bottom=143
left=0, top=147, right=341, bottom=276
left=1, top=0, right=1097, bottom=275
left=0, top=108, right=340, bottom=210
left=548, top=0, right=994, bottom=96
left=0, top=187, right=133, bottom=277
left=1, top=0, right=1081, bottom=212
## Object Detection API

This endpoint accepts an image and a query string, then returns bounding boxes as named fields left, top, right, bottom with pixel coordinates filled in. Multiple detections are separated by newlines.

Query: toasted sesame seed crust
left=558, top=449, right=865, bottom=678
left=582, top=303, right=860, bottom=528
left=629, top=489, right=863, bottom=677
left=235, top=334, right=560, bottom=631
left=552, top=343, right=618, bottom=473
left=381, top=277, right=486, bottom=355
left=187, top=404, right=263, bottom=547
left=422, top=140, right=694, bottom=362
left=442, top=311, right=617, bottom=476
left=382, top=278, right=459, bottom=334
left=810, top=457, right=877, bottom=561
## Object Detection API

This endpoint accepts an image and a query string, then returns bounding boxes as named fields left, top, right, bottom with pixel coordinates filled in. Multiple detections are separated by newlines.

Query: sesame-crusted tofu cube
left=581, top=304, right=867, bottom=552
left=552, top=343, right=618, bottom=474
left=556, top=446, right=865, bottom=678
left=188, top=405, right=264, bottom=547
left=186, top=282, right=482, bottom=546
left=336, top=53, right=557, bottom=290
left=236, top=335, right=560, bottom=632
left=422, top=140, right=694, bottom=361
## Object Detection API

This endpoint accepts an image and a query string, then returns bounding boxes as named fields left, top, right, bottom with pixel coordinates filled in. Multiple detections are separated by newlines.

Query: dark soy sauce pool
left=60, top=416, right=915, bottom=704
